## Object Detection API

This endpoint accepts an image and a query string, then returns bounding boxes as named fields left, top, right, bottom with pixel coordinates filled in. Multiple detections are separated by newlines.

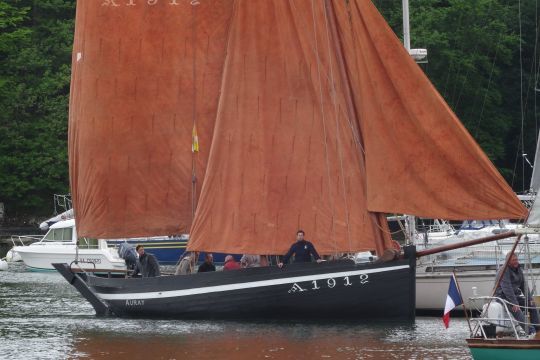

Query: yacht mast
left=402, top=0, right=411, bottom=51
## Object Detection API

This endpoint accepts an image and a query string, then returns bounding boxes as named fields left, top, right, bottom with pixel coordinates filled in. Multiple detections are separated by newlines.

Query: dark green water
left=0, top=263, right=471, bottom=359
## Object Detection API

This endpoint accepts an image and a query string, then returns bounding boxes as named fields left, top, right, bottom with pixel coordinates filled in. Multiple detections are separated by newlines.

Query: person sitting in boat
left=240, top=254, right=261, bottom=268
left=198, top=253, right=216, bottom=272
left=131, top=245, right=161, bottom=278
left=223, top=255, right=241, bottom=271
left=278, top=230, right=322, bottom=268
left=494, top=253, right=539, bottom=335
left=175, top=251, right=195, bottom=275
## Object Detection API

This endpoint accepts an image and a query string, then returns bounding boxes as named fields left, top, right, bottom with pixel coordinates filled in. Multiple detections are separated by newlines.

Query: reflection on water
left=0, top=263, right=471, bottom=359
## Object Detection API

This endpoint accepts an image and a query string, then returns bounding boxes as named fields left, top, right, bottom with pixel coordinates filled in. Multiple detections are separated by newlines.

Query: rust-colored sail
left=69, top=1, right=234, bottom=238
left=189, top=0, right=394, bottom=255
left=334, top=0, right=527, bottom=220
left=70, top=0, right=526, bottom=253
left=187, top=0, right=525, bottom=256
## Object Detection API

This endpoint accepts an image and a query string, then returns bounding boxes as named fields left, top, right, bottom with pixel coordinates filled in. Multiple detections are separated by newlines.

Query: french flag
left=443, top=274, right=463, bottom=328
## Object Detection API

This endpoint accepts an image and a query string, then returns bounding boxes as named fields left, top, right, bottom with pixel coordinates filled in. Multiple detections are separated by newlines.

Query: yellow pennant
left=192, top=125, right=199, bottom=153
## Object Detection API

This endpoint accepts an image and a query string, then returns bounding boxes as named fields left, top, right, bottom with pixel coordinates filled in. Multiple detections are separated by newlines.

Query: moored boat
left=467, top=337, right=540, bottom=360
left=54, top=255, right=416, bottom=320
left=464, top=196, right=540, bottom=359
left=55, top=0, right=527, bottom=320
left=466, top=294, right=540, bottom=359
left=13, top=219, right=126, bottom=272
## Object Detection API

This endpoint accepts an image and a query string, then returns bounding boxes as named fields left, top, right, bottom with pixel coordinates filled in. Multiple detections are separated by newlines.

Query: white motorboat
left=13, top=219, right=126, bottom=272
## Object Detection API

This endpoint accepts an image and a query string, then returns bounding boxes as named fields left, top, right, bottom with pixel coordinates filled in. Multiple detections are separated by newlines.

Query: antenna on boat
left=402, top=0, right=428, bottom=63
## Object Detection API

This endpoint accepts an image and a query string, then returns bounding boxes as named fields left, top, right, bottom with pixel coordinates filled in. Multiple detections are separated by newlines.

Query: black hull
left=54, top=257, right=416, bottom=321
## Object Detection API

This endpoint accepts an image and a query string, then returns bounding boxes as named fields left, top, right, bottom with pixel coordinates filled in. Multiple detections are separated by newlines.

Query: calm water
left=0, top=263, right=472, bottom=359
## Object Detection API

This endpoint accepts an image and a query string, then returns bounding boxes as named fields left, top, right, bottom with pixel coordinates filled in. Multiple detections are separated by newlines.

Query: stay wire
left=289, top=0, right=365, bottom=156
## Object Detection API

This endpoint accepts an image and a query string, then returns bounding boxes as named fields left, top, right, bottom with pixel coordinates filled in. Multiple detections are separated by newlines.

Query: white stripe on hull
left=97, top=265, right=409, bottom=300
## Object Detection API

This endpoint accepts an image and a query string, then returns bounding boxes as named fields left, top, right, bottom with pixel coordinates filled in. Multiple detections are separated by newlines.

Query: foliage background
left=0, top=0, right=539, bottom=221
left=1, top=0, right=74, bottom=220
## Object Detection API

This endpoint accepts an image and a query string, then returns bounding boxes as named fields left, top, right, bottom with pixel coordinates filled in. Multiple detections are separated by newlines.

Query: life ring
left=391, top=240, right=401, bottom=251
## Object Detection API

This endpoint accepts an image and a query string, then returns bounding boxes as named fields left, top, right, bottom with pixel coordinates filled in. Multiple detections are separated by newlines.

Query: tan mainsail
left=69, top=0, right=234, bottom=237
left=188, top=0, right=525, bottom=255
left=69, top=1, right=526, bottom=255
left=188, top=0, right=392, bottom=255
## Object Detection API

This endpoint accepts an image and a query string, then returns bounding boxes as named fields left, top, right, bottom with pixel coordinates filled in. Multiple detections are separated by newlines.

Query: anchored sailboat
left=55, top=0, right=526, bottom=320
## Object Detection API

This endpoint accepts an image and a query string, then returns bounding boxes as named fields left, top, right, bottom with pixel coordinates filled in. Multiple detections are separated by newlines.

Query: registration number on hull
left=288, top=274, right=369, bottom=293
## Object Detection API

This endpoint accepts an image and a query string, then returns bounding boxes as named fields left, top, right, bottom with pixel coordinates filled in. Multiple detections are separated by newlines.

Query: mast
left=402, top=0, right=411, bottom=51
left=402, top=0, right=415, bottom=244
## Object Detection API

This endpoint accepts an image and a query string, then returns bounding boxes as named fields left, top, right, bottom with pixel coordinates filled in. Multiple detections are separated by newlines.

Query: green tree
left=0, top=0, right=75, bottom=219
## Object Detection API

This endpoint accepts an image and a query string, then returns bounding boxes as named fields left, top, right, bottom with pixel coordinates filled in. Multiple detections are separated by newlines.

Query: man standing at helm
left=495, top=253, right=539, bottom=335
left=278, top=230, right=322, bottom=268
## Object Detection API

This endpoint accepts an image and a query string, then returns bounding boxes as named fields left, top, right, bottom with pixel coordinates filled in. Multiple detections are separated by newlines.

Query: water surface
left=0, top=263, right=472, bottom=359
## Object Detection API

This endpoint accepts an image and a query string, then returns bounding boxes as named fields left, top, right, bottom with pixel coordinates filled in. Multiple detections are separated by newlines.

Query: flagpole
left=452, top=271, right=472, bottom=333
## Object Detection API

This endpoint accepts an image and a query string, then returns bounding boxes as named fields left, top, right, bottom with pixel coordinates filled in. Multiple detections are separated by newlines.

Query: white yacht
left=415, top=221, right=540, bottom=311
left=13, top=219, right=126, bottom=272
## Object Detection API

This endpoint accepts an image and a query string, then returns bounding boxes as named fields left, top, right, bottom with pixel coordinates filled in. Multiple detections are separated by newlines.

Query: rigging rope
left=473, top=32, right=501, bottom=139
left=322, top=0, right=353, bottom=253
left=190, top=2, right=199, bottom=222
left=288, top=1, right=365, bottom=156
left=453, top=2, right=494, bottom=112
left=310, top=0, right=337, bottom=250
left=519, top=0, right=525, bottom=192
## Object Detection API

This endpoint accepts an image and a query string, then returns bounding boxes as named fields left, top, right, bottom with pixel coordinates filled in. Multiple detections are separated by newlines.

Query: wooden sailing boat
left=466, top=196, right=540, bottom=359
left=55, top=0, right=527, bottom=320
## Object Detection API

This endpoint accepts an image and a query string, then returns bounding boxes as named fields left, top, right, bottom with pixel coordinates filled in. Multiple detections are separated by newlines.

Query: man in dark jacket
left=278, top=230, right=322, bottom=268
left=132, top=245, right=161, bottom=277
left=495, top=253, right=539, bottom=335
left=198, top=253, right=216, bottom=272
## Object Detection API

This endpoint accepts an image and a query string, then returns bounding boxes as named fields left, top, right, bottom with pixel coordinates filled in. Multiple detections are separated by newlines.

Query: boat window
left=62, top=227, right=73, bottom=241
left=43, top=227, right=73, bottom=242
left=78, top=238, right=98, bottom=248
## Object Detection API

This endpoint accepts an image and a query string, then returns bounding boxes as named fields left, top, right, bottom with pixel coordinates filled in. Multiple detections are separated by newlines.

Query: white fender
left=483, top=301, right=513, bottom=333
left=6, top=249, right=22, bottom=262
left=0, top=258, right=8, bottom=271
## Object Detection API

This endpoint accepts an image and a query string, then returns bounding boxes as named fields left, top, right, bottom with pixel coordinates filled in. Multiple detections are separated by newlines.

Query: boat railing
left=53, top=194, right=72, bottom=213
left=418, top=242, right=540, bottom=269
left=416, top=219, right=456, bottom=235
left=10, top=234, right=45, bottom=247
left=68, top=259, right=128, bottom=278
left=468, top=296, right=539, bottom=339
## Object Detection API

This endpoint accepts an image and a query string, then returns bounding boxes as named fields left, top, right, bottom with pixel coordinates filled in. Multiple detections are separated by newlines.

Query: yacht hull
left=14, top=245, right=126, bottom=271
left=467, top=338, right=540, bottom=360
left=54, top=259, right=416, bottom=321
left=416, top=269, right=540, bottom=311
